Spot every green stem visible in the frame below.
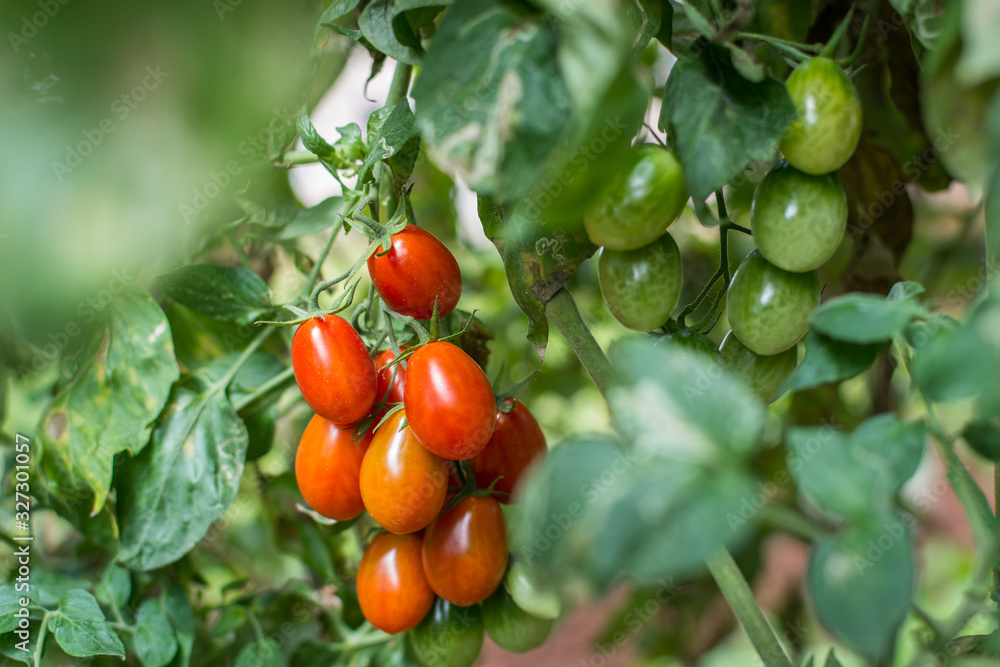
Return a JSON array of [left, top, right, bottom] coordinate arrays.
[[211, 328, 275, 395], [759, 503, 825, 542], [33, 612, 49, 667], [233, 366, 296, 411], [297, 218, 343, 302], [819, 5, 855, 59], [543, 288, 617, 399], [987, 174, 1000, 624], [331, 629, 391, 651], [705, 548, 791, 666], [228, 231, 255, 272], [380, 62, 413, 223]]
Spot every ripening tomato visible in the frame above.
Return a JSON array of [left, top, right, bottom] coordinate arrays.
[[751, 160, 847, 273], [584, 145, 688, 251], [482, 587, 554, 654], [655, 329, 724, 364], [407, 598, 484, 667], [726, 251, 819, 356], [360, 410, 448, 534], [720, 330, 797, 403], [357, 532, 435, 634], [422, 495, 509, 607], [291, 314, 377, 424], [598, 232, 683, 331], [295, 414, 372, 521], [780, 56, 862, 175], [367, 225, 462, 320], [374, 347, 408, 405], [471, 400, 546, 501], [404, 341, 497, 460]]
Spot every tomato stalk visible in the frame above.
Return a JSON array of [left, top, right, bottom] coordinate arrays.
[[705, 548, 791, 666], [543, 287, 617, 399], [379, 62, 413, 222], [987, 180, 1000, 620]]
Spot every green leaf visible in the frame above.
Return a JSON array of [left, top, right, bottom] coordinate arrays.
[[780, 331, 884, 395], [624, 0, 663, 57], [824, 650, 845, 667], [911, 296, 1000, 402], [655, 0, 673, 50], [0, 585, 31, 634], [117, 377, 249, 571], [888, 280, 925, 301], [964, 419, 1000, 460], [49, 590, 125, 658], [413, 0, 573, 201], [95, 565, 131, 612], [956, 0, 1000, 85], [680, 2, 715, 38], [319, 0, 361, 24], [227, 352, 285, 460], [163, 584, 195, 667], [788, 415, 925, 519], [0, 620, 39, 663], [358, 0, 450, 66], [207, 605, 247, 637], [157, 265, 272, 326], [359, 100, 420, 193], [609, 337, 765, 462], [807, 515, 914, 661], [659, 41, 795, 201], [133, 598, 178, 667], [38, 286, 178, 514], [810, 294, 924, 344], [236, 639, 284, 667]]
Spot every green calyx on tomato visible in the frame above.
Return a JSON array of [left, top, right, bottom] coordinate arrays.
[[751, 160, 847, 273], [584, 145, 688, 251], [780, 56, 862, 175], [598, 232, 683, 332], [407, 598, 484, 667], [720, 330, 797, 403], [482, 586, 555, 654], [726, 250, 819, 356]]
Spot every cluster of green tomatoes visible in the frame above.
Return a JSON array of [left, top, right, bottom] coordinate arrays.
[[587, 55, 862, 401]]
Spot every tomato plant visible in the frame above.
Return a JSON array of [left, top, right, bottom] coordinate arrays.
[[403, 341, 497, 460], [12, 1, 1000, 666], [295, 414, 372, 521], [357, 532, 435, 634], [598, 232, 683, 331], [359, 410, 448, 535], [422, 495, 509, 607]]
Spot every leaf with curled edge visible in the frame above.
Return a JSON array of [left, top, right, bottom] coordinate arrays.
[[38, 286, 178, 516]]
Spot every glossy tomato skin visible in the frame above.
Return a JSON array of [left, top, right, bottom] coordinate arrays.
[[291, 315, 377, 424], [407, 598, 484, 667], [295, 414, 372, 521], [373, 347, 408, 407], [751, 161, 847, 272], [780, 57, 862, 175], [720, 330, 797, 404], [471, 400, 546, 501], [404, 341, 497, 460], [482, 587, 554, 654], [367, 225, 462, 320], [360, 410, 448, 534], [598, 232, 683, 331], [357, 532, 435, 634], [584, 145, 688, 251], [422, 495, 509, 607], [726, 251, 819, 356], [655, 329, 724, 364]]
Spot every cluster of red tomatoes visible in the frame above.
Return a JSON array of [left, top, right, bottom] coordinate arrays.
[[588, 55, 861, 404], [290, 224, 552, 661]]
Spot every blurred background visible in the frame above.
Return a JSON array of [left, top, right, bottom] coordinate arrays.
[[0, 0, 992, 665]]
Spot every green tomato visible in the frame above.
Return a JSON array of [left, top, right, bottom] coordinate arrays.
[[720, 330, 797, 403], [726, 250, 819, 356], [505, 561, 561, 621], [482, 587, 554, 654], [751, 160, 847, 273], [780, 57, 862, 175], [598, 233, 683, 331], [655, 329, 724, 364], [584, 145, 688, 251], [407, 598, 484, 667]]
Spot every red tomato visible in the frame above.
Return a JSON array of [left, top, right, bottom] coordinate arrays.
[[404, 341, 497, 460], [360, 410, 448, 534], [374, 347, 408, 405], [367, 225, 462, 320], [357, 532, 435, 633], [294, 414, 372, 521], [471, 400, 546, 502], [291, 315, 376, 424], [422, 495, 509, 607]]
